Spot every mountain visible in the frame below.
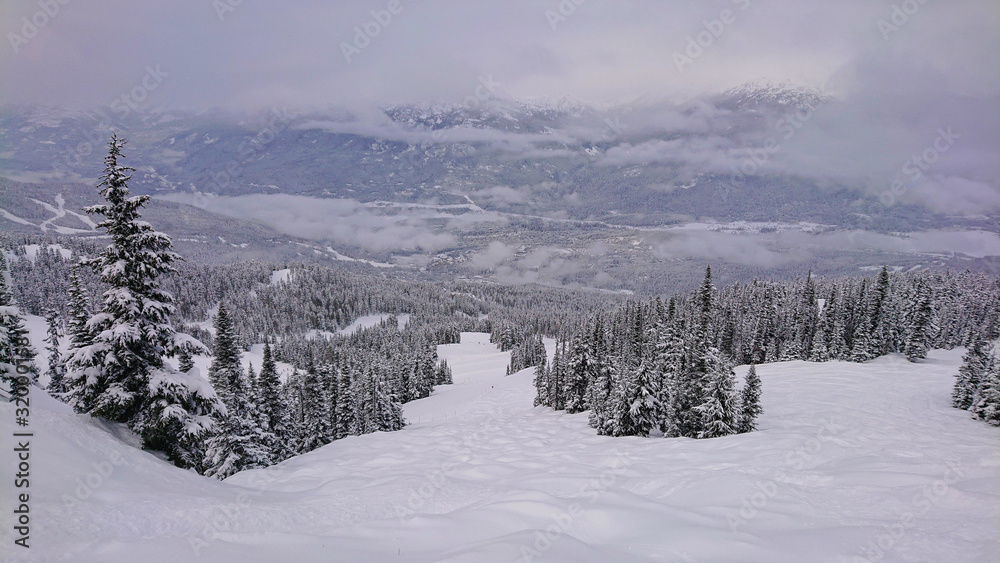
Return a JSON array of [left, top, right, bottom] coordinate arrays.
[[2, 84, 998, 293]]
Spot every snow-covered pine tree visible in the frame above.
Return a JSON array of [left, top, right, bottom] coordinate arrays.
[[620, 358, 660, 437], [352, 362, 404, 434], [904, 280, 935, 362], [868, 266, 892, 357], [63, 136, 222, 468], [971, 361, 1000, 425], [65, 266, 93, 352], [44, 309, 66, 393], [435, 359, 453, 385], [548, 342, 566, 410], [177, 347, 195, 373], [953, 338, 994, 410], [585, 313, 613, 430], [849, 314, 875, 363], [1, 250, 39, 394], [737, 364, 762, 433], [532, 356, 549, 407], [654, 311, 686, 436], [795, 272, 818, 360], [202, 365, 275, 479], [697, 266, 714, 342], [334, 367, 355, 439], [246, 361, 258, 405], [372, 371, 406, 432], [298, 361, 333, 452], [208, 303, 242, 403], [257, 343, 284, 431], [696, 348, 738, 439], [564, 335, 591, 413], [201, 296, 276, 476]]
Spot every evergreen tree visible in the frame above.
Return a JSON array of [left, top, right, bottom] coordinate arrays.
[[297, 362, 332, 452], [44, 309, 66, 393], [177, 347, 195, 373], [953, 338, 994, 410], [0, 251, 39, 393], [532, 356, 549, 407], [353, 363, 405, 434], [564, 335, 591, 413], [904, 280, 935, 362], [737, 364, 762, 433], [333, 368, 355, 439], [257, 343, 284, 432], [696, 349, 738, 439], [203, 366, 275, 479], [867, 266, 892, 357], [971, 362, 1000, 426], [434, 359, 453, 385], [208, 304, 242, 403], [64, 267, 93, 351], [616, 358, 660, 437], [654, 313, 685, 436], [63, 136, 221, 467]]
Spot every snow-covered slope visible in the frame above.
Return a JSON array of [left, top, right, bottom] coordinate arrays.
[[2, 334, 998, 562]]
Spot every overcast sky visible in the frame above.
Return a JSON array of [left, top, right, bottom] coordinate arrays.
[[1, 0, 997, 109]]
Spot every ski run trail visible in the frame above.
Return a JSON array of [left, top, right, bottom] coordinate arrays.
[[2, 333, 998, 562]]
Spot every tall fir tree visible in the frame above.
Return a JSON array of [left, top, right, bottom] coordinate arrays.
[[696, 349, 738, 439], [564, 335, 591, 413], [208, 304, 242, 403], [953, 338, 994, 410], [63, 136, 221, 467], [297, 362, 332, 452], [65, 266, 93, 351], [532, 356, 549, 407], [44, 309, 66, 393], [256, 343, 285, 433], [904, 280, 935, 362], [203, 365, 274, 478], [333, 368, 355, 439], [737, 364, 762, 434], [971, 362, 1000, 426], [0, 250, 39, 393]]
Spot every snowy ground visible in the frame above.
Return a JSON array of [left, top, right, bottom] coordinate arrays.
[[2, 333, 998, 562]]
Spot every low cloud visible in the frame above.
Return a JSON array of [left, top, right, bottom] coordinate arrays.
[[159, 193, 457, 254]]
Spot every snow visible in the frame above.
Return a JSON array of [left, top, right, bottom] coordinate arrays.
[[305, 314, 411, 340], [341, 313, 409, 336], [164, 341, 298, 386], [0, 194, 97, 235], [269, 268, 291, 285], [3, 333, 998, 562]]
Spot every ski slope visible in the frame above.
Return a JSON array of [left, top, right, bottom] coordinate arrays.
[[2, 333, 998, 562]]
